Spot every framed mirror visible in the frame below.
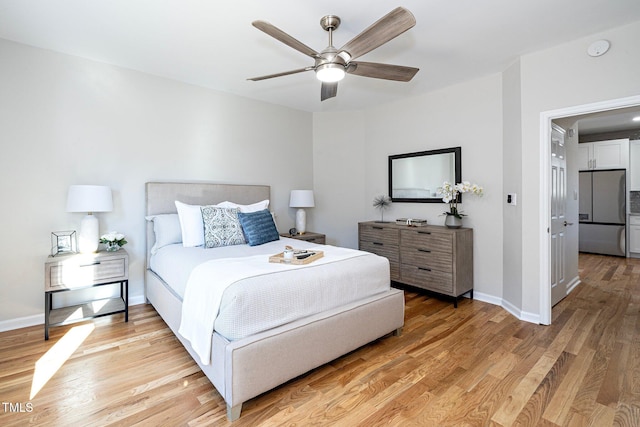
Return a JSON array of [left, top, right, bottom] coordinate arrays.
[[388, 147, 461, 203]]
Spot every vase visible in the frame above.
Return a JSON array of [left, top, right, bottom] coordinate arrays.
[[105, 242, 121, 252], [444, 215, 463, 229]]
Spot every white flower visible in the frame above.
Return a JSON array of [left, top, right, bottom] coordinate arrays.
[[99, 231, 127, 245], [437, 180, 484, 217]]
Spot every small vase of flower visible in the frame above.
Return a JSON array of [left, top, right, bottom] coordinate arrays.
[[437, 181, 483, 228], [100, 232, 128, 251]]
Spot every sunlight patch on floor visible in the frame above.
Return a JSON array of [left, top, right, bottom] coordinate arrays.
[[30, 323, 95, 399]]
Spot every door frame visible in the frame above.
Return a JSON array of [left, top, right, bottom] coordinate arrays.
[[539, 94, 640, 325]]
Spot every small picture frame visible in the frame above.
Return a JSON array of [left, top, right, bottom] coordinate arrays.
[[51, 230, 77, 256]]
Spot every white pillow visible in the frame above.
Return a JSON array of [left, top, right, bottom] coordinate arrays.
[[218, 199, 269, 213], [175, 201, 206, 247], [145, 214, 182, 254]]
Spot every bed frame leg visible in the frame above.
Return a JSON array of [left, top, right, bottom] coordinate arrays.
[[227, 403, 242, 422], [393, 327, 403, 337]]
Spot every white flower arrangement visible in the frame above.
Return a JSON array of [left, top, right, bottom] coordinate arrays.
[[99, 232, 127, 248], [437, 181, 483, 218]]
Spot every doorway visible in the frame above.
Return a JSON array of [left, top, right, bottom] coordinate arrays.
[[540, 95, 640, 325]]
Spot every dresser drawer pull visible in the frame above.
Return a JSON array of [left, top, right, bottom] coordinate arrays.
[[417, 248, 431, 253], [372, 226, 384, 230], [373, 242, 384, 246], [418, 231, 431, 235], [418, 267, 432, 272], [80, 261, 102, 267]]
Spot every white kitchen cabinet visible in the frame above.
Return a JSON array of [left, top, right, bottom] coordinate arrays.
[[630, 140, 640, 191], [630, 216, 640, 253], [578, 138, 629, 171]]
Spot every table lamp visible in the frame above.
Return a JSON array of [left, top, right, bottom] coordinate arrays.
[[289, 190, 315, 234], [66, 185, 113, 253]]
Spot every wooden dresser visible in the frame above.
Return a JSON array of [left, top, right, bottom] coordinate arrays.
[[359, 221, 473, 307]]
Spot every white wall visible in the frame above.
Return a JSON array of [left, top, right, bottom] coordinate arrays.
[[518, 20, 640, 316], [0, 39, 313, 324], [365, 75, 504, 299], [502, 60, 523, 308], [312, 111, 367, 248]]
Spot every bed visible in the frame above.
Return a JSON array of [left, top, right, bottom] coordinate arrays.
[[144, 182, 405, 421]]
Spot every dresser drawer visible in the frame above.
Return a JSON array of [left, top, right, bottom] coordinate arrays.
[[401, 229, 453, 253], [401, 264, 453, 294], [360, 240, 399, 262], [400, 246, 453, 273], [359, 241, 400, 280], [48, 258, 127, 289], [359, 223, 399, 245]]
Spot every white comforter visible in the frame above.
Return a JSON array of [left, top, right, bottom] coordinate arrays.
[[177, 243, 388, 365]]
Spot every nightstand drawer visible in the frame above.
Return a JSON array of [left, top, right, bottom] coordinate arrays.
[[48, 258, 127, 289]]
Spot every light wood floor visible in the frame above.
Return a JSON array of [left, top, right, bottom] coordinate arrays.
[[2, 254, 640, 426]]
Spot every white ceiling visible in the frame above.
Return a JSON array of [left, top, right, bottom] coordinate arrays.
[[1, 0, 640, 114]]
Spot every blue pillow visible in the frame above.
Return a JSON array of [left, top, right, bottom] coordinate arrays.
[[238, 209, 280, 246]]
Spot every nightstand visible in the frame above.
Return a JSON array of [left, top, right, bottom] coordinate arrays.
[[280, 231, 326, 244], [44, 249, 129, 340]]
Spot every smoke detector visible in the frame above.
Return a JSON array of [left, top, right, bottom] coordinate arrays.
[[587, 40, 610, 57]]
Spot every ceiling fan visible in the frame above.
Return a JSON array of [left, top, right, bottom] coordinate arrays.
[[248, 7, 419, 101]]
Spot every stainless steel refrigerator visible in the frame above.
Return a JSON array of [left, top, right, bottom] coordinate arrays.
[[579, 169, 626, 256]]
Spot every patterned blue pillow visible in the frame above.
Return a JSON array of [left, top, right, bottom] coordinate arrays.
[[238, 209, 280, 246], [201, 206, 246, 248]]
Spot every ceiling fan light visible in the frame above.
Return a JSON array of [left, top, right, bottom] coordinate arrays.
[[316, 63, 345, 83]]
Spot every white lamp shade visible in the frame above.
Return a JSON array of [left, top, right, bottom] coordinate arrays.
[[289, 190, 315, 208], [66, 185, 113, 213]]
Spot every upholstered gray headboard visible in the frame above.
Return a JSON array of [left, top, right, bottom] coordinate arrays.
[[145, 182, 271, 266]]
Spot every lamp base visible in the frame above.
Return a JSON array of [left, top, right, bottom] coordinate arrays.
[[295, 208, 307, 234], [78, 214, 99, 253]]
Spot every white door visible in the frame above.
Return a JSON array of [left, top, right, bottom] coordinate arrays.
[[550, 124, 569, 306]]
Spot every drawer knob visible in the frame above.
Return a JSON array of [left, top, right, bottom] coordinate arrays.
[[417, 248, 431, 253], [372, 226, 384, 230], [418, 231, 431, 235], [373, 242, 383, 246], [418, 267, 432, 272]]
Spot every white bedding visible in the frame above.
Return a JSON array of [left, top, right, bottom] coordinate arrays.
[[149, 237, 391, 364]]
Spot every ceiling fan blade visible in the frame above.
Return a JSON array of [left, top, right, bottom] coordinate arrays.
[[321, 82, 338, 101], [338, 7, 416, 61], [252, 20, 319, 58], [348, 61, 419, 82], [248, 67, 314, 81]]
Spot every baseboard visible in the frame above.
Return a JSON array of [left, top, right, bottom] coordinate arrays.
[[477, 292, 540, 325], [473, 291, 502, 306], [0, 314, 45, 333], [0, 295, 146, 332], [567, 276, 581, 294]]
